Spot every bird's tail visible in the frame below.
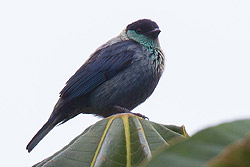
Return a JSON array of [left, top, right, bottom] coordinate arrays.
[[26, 116, 60, 153]]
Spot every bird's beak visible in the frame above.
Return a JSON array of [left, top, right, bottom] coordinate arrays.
[[145, 28, 161, 39]]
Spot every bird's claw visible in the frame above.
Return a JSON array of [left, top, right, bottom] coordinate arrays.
[[131, 112, 149, 120], [113, 106, 149, 120]]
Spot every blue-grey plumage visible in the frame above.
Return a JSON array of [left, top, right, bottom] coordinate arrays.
[[26, 19, 165, 152]]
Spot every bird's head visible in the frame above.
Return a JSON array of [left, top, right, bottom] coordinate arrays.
[[125, 19, 161, 47]]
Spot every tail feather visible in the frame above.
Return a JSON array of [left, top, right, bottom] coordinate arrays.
[[26, 116, 59, 153]]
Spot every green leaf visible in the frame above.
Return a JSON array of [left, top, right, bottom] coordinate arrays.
[[206, 133, 250, 167], [143, 119, 250, 167], [34, 114, 187, 167]]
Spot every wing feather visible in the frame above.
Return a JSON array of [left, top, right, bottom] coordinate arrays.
[[59, 40, 139, 101]]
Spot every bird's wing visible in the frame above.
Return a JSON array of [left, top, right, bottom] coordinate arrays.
[[59, 40, 139, 101]]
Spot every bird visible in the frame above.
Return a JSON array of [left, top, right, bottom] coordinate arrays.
[[26, 19, 165, 152]]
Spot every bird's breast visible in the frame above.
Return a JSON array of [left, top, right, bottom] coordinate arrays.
[[88, 48, 164, 111], [147, 47, 165, 75]]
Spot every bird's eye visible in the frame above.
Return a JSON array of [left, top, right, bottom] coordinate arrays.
[[136, 28, 142, 34]]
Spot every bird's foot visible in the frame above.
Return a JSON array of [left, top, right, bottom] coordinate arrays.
[[131, 112, 149, 120], [113, 106, 149, 120]]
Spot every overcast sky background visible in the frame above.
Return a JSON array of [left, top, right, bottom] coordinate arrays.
[[1, 0, 250, 166]]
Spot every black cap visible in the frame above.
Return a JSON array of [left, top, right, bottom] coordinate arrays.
[[126, 19, 160, 39]]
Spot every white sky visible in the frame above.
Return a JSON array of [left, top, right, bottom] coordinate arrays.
[[1, 0, 250, 166]]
